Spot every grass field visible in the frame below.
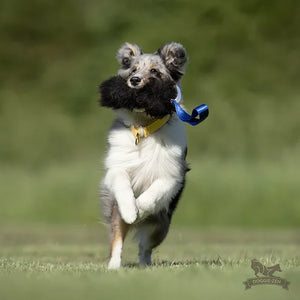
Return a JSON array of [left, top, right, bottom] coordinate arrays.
[[0, 226, 299, 300]]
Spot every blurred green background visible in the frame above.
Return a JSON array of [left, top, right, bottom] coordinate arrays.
[[0, 0, 299, 227]]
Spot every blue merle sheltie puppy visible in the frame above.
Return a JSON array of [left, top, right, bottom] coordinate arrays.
[[99, 42, 189, 269]]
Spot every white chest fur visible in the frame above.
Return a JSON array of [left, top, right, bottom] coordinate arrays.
[[104, 115, 187, 197]]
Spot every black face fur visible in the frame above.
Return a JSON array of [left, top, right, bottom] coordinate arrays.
[[99, 76, 177, 118]]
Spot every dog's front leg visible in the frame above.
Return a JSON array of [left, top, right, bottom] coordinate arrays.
[[104, 169, 138, 224], [136, 178, 181, 218]]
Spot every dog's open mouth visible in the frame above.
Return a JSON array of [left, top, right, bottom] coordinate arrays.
[[99, 76, 177, 118]]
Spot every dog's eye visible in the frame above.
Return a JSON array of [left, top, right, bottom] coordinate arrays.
[[122, 57, 130, 66], [150, 68, 158, 74], [131, 68, 137, 73]]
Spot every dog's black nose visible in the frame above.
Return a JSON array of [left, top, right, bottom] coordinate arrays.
[[130, 76, 141, 86]]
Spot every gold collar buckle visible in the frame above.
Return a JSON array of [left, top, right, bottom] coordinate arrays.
[[130, 115, 170, 146], [135, 132, 140, 145]]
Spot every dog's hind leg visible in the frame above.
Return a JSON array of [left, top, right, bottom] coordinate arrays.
[[136, 213, 170, 266], [108, 204, 129, 269]]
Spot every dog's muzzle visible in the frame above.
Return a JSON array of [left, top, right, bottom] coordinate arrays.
[[130, 76, 141, 86]]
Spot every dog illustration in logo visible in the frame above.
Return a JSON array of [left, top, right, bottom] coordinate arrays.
[[251, 259, 282, 277]]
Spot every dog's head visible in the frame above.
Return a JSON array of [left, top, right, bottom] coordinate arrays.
[[117, 42, 188, 89], [100, 42, 188, 118]]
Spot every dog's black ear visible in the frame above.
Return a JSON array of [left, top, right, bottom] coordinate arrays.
[[157, 42, 188, 82], [117, 43, 143, 69]]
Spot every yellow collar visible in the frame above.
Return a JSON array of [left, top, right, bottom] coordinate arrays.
[[130, 115, 170, 145]]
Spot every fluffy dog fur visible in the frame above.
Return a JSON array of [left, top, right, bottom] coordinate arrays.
[[99, 42, 189, 269]]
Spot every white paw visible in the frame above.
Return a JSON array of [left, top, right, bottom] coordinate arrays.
[[136, 194, 153, 219], [108, 257, 121, 270], [118, 203, 138, 224]]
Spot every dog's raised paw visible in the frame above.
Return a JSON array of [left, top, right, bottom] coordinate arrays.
[[119, 204, 138, 224], [136, 195, 153, 219]]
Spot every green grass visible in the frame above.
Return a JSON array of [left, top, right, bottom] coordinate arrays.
[[0, 226, 299, 300]]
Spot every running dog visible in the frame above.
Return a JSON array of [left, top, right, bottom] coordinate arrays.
[[99, 42, 188, 269]]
